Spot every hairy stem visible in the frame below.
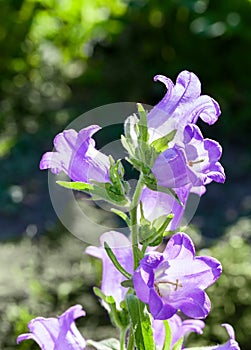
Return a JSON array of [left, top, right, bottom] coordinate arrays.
[[130, 174, 145, 270]]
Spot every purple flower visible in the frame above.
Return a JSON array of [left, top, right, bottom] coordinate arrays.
[[152, 124, 225, 195], [17, 304, 86, 350], [85, 231, 133, 310], [184, 324, 240, 350], [152, 314, 205, 349], [205, 324, 240, 350], [147, 71, 220, 141], [133, 232, 222, 320], [40, 125, 110, 183], [139, 186, 190, 231]]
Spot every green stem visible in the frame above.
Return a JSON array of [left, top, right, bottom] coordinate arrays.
[[130, 174, 145, 270], [120, 327, 126, 350], [127, 327, 135, 350]]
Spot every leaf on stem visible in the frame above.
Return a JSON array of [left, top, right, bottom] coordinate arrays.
[[104, 242, 132, 280], [121, 279, 133, 288], [126, 294, 155, 350], [93, 287, 116, 305], [137, 103, 149, 144], [110, 208, 130, 226], [150, 130, 177, 153], [172, 337, 184, 350], [162, 320, 172, 350], [56, 180, 130, 207]]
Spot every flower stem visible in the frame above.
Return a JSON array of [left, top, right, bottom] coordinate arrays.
[[127, 326, 135, 350], [130, 174, 145, 270], [120, 327, 126, 350]]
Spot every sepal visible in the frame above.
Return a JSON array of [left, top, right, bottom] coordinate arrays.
[[151, 129, 177, 153], [142, 173, 183, 206], [122, 105, 177, 179], [108, 156, 130, 197], [122, 105, 157, 172], [138, 201, 174, 246]]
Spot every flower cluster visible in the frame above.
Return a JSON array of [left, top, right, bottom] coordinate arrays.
[[18, 71, 240, 350]]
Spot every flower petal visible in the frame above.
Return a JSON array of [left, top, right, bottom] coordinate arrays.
[[148, 71, 220, 133], [17, 305, 86, 350], [85, 231, 133, 310], [163, 232, 195, 261], [179, 288, 211, 319], [40, 125, 110, 184]]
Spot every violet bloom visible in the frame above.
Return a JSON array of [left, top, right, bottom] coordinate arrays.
[[152, 124, 225, 195], [40, 125, 110, 183], [216, 324, 240, 350], [152, 314, 205, 349], [184, 324, 240, 350], [139, 186, 190, 231], [17, 305, 86, 350], [133, 232, 222, 320], [147, 70, 220, 142], [85, 231, 133, 310]]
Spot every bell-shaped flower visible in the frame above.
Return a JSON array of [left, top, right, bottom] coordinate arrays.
[[184, 324, 240, 350], [139, 186, 190, 231], [133, 232, 222, 320], [204, 324, 240, 350], [85, 231, 133, 310], [40, 125, 110, 183], [17, 304, 86, 350], [152, 124, 225, 195], [152, 314, 205, 349], [147, 70, 220, 142]]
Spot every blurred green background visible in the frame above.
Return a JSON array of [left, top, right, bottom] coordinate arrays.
[[0, 0, 251, 348]]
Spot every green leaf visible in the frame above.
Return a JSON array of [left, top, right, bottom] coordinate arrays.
[[108, 157, 126, 195], [162, 320, 172, 350], [139, 224, 155, 243], [153, 214, 174, 233], [148, 234, 163, 247], [104, 242, 132, 279], [121, 134, 134, 156], [134, 246, 145, 261], [172, 337, 184, 350], [138, 204, 174, 246], [126, 294, 155, 350], [125, 156, 143, 172], [87, 338, 120, 350], [150, 129, 177, 153], [121, 279, 133, 288], [93, 287, 116, 305], [158, 186, 183, 206], [137, 103, 149, 143], [57, 180, 94, 191], [57, 180, 130, 207], [110, 208, 130, 226]]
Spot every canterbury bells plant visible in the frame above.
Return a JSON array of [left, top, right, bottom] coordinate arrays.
[[18, 71, 240, 349]]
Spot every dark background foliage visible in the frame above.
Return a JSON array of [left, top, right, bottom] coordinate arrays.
[[0, 0, 251, 348]]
